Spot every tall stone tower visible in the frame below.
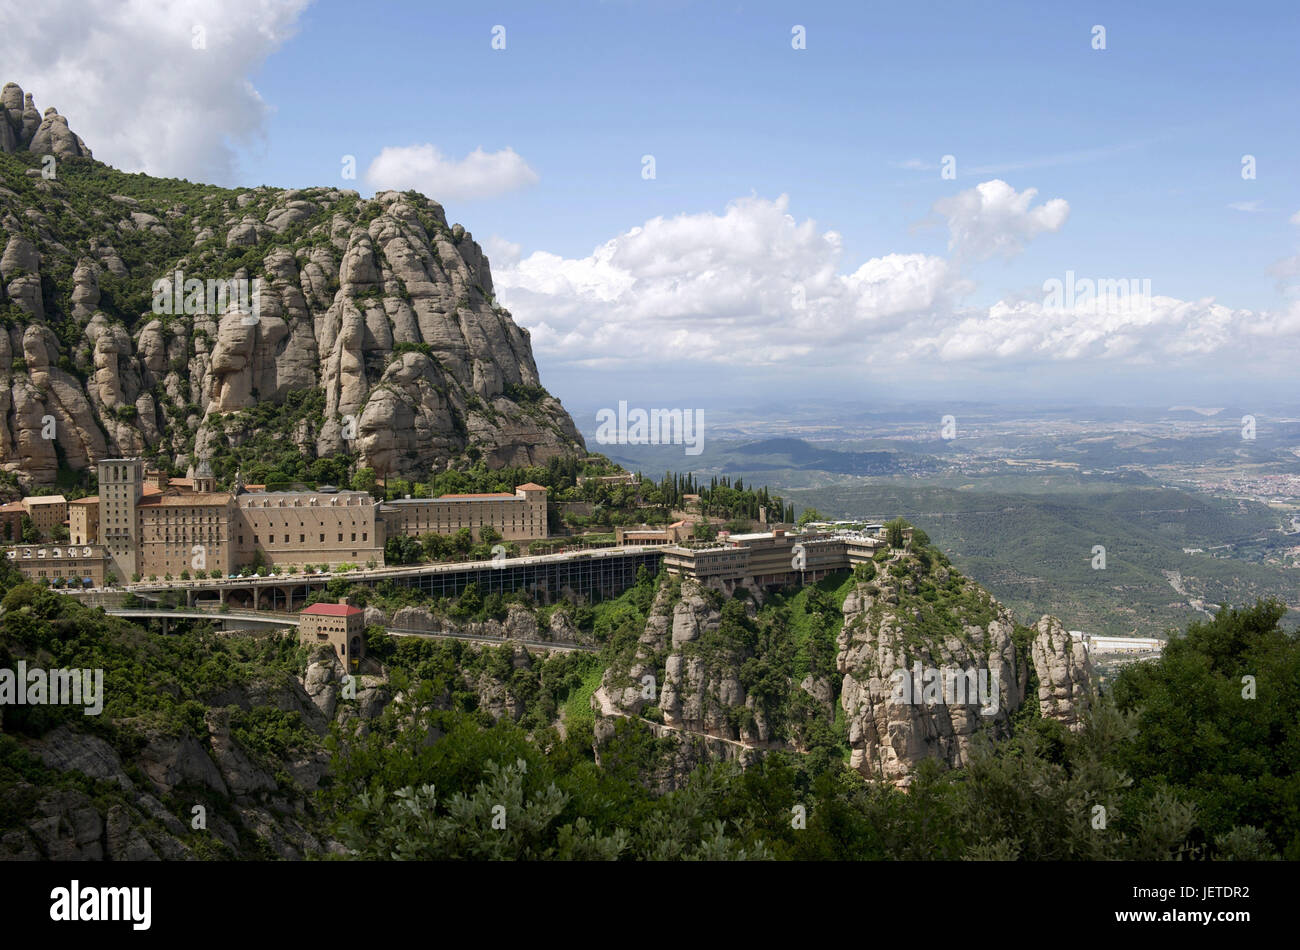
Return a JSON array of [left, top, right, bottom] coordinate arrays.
[[98, 458, 144, 582]]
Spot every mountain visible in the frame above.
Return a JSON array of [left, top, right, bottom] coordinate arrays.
[[591, 543, 1093, 789], [0, 82, 583, 487]]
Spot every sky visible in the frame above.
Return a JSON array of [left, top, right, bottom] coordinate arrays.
[[3, 0, 1299, 412]]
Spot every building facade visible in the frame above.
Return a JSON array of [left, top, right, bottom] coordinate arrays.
[[237, 490, 384, 569], [98, 458, 145, 582], [380, 483, 548, 542], [299, 599, 365, 671], [68, 497, 99, 546], [5, 543, 107, 587], [0, 501, 25, 542], [22, 495, 68, 539]]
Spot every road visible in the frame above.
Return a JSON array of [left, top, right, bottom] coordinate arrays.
[[104, 607, 597, 653]]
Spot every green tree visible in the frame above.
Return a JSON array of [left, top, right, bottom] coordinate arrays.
[[352, 467, 378, 497], [884, 518, 910, 549], [797, 507, 825, 527]]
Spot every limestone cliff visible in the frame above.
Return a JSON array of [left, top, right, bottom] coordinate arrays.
[[0, 82, 583, 485], [592, 547, 1096, 790]]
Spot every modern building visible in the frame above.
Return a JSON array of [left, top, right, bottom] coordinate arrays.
[[615, 521, 693, 546], [663, 528, 886, 589], [299, 599, 365, 671], [380, 483, 548, 542]]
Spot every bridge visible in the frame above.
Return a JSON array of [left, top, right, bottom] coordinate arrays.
[[104, 606, 597, 653], [105, 545, 668, 612]]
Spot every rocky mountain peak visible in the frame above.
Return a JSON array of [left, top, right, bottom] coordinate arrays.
[[0, 83, 583, 486], [1, 82, 92, 160]]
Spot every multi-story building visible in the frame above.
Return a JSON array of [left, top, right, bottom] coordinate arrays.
[[6, 461, 564, 586], [138, 490, 235, 578], [5, 543, 107, 587], [0, 501, 26, 542], [236, 489, 384, 569], [663, 528, 886, 589], [380, 483, 548, 542], [68, 497, 99, 546], [22, 495, 68, 539], [298, 599, 365, 671], [615, 521, 693, 546], [98, 458, 145, 582]]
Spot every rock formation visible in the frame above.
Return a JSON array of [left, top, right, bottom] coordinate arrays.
[[0, 83, 583, 486], [592, 548, 1096, 790]]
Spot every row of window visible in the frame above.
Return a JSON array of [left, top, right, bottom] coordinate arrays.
[[239, 532, 368, 545]]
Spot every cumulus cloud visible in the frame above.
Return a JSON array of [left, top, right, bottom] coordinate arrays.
[[933, 179, 1069, 262], [0, 0, 310, 184], [493, 184, 1296, 378], [365, 144, 538, 201], [483, 235, 522, 268], [495, 194, 957, 367]]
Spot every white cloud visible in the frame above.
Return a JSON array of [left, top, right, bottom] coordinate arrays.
[[493, 184, 1298, 379], [1228, 200, 1265, 212], [494, 194, 957, 367], [933, 179, 1069, 262], [483, 235, 522, 268], [1, 0, 311, 184], [364, 144, 538, 201]]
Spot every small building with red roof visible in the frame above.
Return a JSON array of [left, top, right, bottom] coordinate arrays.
[[299, 598, 366, 670]]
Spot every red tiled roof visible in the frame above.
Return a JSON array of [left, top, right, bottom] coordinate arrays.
[[301, 603, 362, 617], [439, 492, 516, 499], [138, 492, 232, 506], [515, 483, 547, 491]]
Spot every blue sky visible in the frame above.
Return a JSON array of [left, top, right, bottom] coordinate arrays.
[[7, 0, 1299, 409], [249, 0, 1298, 306]]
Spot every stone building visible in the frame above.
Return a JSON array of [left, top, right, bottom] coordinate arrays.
[[98, 458, 145, 582], [299, 599, 365, 671], [0, 501, 26, 542], [22, 495, 67, 539], [381, 483, 547, 542], [137, 491, 235, 578], [237, 490, 384, 569], [68, 496, 99, 545], [5, 543, 106, 587]]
